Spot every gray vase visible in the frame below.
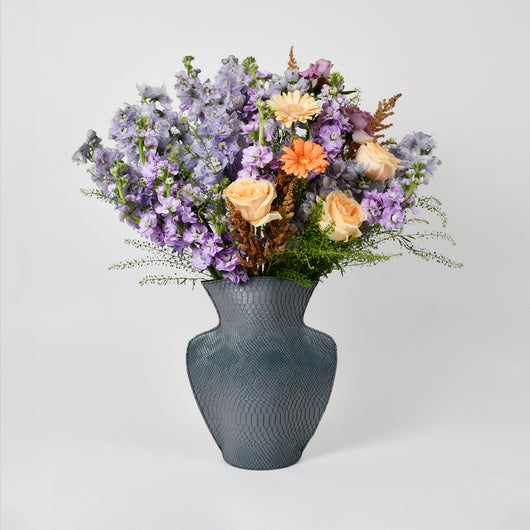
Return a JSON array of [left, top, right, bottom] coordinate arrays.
[[186, 277, 337, 470]]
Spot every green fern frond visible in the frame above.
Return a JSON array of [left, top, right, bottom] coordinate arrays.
[[275, 269, 313, 288]]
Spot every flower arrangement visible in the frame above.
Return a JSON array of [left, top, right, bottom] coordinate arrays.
[[73, 49, 461, 286]]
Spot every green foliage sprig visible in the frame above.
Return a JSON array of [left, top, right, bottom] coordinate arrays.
[[268, 195, 461, 286], [109, 239, 209, 286]]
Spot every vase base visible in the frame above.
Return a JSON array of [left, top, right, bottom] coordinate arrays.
[[222, 451, 303, 471]]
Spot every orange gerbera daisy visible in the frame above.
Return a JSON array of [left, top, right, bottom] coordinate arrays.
[[281, 138, 329, 178], [267, 90, 321, 128]]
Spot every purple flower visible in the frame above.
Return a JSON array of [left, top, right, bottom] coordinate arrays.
[[241, 145, 274, 169], [381, 205, 406, 230], [191, 247, 213, 270], [138, 212, 158, 237], [223, 267, 248, 283], [237, 166, 260, 179], [202, 233, 224, 257], [142, 153, 158, 187], [390, 132, 441, 184], [136, 83, 172, 110], [345, 106, 373, 131], [361, 184, 409, 228], [318, 124, 344, 155], [385, 185, 405, 205], [182, 224, 208, 244], [155, 196, 179, 215], [299, 59, 333, 81], [178, 204, 198, 224], [72, 129, 101, 164], [361, 191, 385, 225], [162, 216, 181, 247], [214, 249, 238, 272]]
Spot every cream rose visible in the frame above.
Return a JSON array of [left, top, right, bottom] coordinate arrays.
[[355, 141, 401, 182], [318, 190, 366, 242], [224, 177, 282, 227]]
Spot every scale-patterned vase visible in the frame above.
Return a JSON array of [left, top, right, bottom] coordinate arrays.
[[186, 277, 337, 470]]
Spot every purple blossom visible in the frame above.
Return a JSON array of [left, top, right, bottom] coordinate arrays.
[[361, 184, 408, 228], [237, 166, 260, 179], [162, 216, 181, 247], [142, 152, 159, 187], [241, 145, 274, 169], [182, 224, 208, 245], [318, 124, 345, 155], [72, 129, 101, 164], [390, 132, 441, 181], [385, 186, 405, 205], [299, 59, 333, 81], [138, 212, 158, 237], [381, 206, 406, 230], [361, 191, 385, 225], [223, 267, 248, 283], [178, 205, 198, 224], [155, 195, 179, 215], [214, 249, 239, 272], [345, 106, 373, 132], [136, 83, 172, 110], [191, 247, 213, 270], [174, 71, 201, 111], [201, 233, 224, 257], [276, 69, 311, 93]]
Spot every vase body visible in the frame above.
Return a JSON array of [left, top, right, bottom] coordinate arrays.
[[186, 277, 337, 470]]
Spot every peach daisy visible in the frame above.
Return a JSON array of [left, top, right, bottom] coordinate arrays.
[[280, 138, 329, 178], [267, 90, 321, 128]]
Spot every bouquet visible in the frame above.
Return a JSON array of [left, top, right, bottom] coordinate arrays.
[[73, 49, 460, 286]]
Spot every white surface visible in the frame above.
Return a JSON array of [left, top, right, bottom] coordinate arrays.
[[2, 0, 530, 529]]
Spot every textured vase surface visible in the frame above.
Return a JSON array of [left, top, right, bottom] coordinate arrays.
[[186, 277, 337, 470]]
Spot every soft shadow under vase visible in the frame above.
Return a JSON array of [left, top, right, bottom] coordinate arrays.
[[186, 277, 337, 470]]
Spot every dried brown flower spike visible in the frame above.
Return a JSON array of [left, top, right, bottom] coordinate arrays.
[[287, 46, 298, 71], [225, 197, 266, 276], [263, 170, 299, 261], [369, 93, 402, 144]]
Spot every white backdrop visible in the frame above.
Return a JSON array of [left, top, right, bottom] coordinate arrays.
[[2, 0, 529, 529]]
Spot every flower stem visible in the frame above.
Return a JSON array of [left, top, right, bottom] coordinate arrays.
[[207, 265, 222, 280], [138, 138, 146, 164], [115, 174, 126, 203], [403, 181, 419, 204], [258, 106, 265, 146]]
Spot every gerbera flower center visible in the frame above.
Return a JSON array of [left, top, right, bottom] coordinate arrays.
[[287, 104, 303, 113], [299, 157, 309, 164]]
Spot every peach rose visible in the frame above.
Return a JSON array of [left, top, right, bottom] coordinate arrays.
[[355, 141, 401, 182], [318, 190, 366, 242], [224, 177, 282, 227]]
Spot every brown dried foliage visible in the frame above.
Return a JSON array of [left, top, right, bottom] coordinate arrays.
[[287, 46, 298, 71], [263, 170, 299, 261], [369, 93, 402, 142], [225, 197, 266, 276]]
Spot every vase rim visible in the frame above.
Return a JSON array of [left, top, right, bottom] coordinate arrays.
[[201, 276, 320, 288]]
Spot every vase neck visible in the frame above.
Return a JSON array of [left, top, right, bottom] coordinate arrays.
[[202, 278, 317, 329]]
